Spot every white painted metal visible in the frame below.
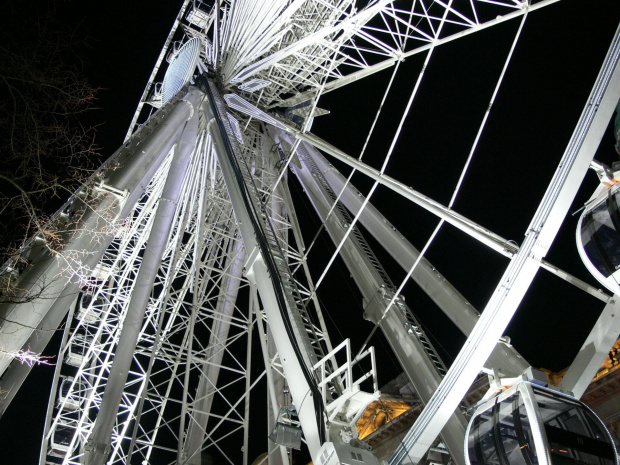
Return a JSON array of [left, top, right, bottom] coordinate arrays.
[[252, 288, 290, 465], [0, 85, 204, 407], [280, 128, 613, 304], [292, 139, 481, 335], [123, 0, 194, 140], [1, 2, 616, 465], [576, 179, 620, 295], [285, 137, 604, 382], [214, 130, 330, 455], [124, 0, 550, 136], [85, 91, 201, 465], [205, 79, 377, 462], [282, 126, 522, 257], [559, 296, 620, 398], [390, 22, 620, 465], [181, 238, 246, 464], [464, 383, 552, 465], [287, 135, 469, 464], [162, 38, 202, 104], [37, 98, 260, 464]]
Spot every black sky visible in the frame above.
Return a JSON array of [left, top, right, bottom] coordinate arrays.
[[1, 0, 620, 463]]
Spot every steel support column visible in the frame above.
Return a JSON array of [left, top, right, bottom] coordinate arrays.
[[290, 142, 468, 465], [84, 88, 202, 465], [183, 237, 246, 464], [204, 84, 326, 458], [559, 296, 620, 398], [0, 85, 205, 416]]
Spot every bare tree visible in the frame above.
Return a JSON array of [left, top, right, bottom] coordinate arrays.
[[0, 2, 101, 302]]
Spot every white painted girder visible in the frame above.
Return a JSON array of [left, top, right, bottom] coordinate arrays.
[[10, 1, 609, 464], [390, 22, 620, 465]]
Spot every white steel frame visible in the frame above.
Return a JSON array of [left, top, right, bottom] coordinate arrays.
[[0, 1, 617, 465]]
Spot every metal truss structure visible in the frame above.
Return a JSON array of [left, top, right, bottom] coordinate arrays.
[[0, 1, 619, 465]]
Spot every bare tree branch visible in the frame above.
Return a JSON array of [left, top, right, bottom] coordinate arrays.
[[0, 2, 102, 304]]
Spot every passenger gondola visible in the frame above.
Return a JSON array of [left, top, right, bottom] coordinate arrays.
[[76, 292, 105, 323], [49, 421, 77, 458], [466, 381, 618, 465], [577, 164, 620, 294], [58, 377, 86, 411]]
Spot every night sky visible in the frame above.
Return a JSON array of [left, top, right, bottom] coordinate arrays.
[[1, 1, 620, 463]]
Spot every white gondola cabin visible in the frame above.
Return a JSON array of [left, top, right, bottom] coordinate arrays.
[[577, 168, 620, 294], [48, 421, 77, 458], [76, 292, 105, 323], [64, 326, 98, 367], [58, 376, 86, 411], [466, 382, 617, 465]]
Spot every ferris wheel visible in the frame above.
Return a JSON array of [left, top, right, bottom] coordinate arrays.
[[0, 1, 619, 465]]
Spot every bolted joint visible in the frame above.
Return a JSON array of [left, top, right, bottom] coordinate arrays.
[[85, 439, 111, 459]]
